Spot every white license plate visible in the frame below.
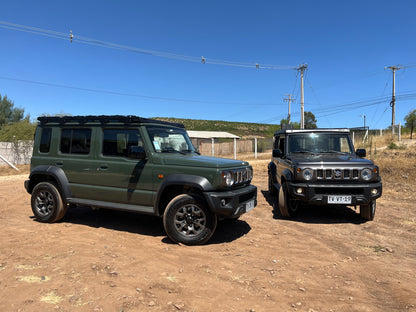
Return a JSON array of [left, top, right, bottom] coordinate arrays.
[[328, 195, 352, 204], [246, 200, 255, 212]]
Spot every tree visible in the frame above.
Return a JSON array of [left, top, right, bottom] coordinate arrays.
[[304, 111, 317, 129], [0, 94, 26, 127], [280, 118, 300, 130], [404, 109, 416, 139], [0, 119, 36, 142], [279, 111, 317, 130]]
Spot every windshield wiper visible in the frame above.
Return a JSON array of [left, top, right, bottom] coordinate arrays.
[[320, 150, 348, 154], [291, 150, 314, 154], [181, 149, 199, 154], [161, 148, 186, 155]]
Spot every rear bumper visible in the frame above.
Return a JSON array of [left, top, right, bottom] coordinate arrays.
[[286, 181, 382, 205], [24, 180, 30, 193], [204, 184, 257, 218]]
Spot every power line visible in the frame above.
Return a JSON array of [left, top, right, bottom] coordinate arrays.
[[258, 92, 416, 124], [0, 74, 286, 106], [0, 21, 296, 70]]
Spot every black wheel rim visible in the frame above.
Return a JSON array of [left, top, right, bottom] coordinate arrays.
[[35, 190, 55, 217], [174, 204, 206, 237]]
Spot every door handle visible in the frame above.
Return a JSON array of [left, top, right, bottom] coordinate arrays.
[[98, 165, 108, 171], [56, 161, 63, 167]]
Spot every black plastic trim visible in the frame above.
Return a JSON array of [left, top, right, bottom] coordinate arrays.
[[27, 165, 72, 200]]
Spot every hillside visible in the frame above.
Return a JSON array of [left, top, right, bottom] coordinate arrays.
[[154, 117, 279, 138]]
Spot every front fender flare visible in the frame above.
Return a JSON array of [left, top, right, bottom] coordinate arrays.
[[155, 174, 214, 214]]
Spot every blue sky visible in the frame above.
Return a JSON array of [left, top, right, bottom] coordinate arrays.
[[0, 0, 415, 129]]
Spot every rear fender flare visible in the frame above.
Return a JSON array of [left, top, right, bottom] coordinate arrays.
[[28, 165, 72, 201]]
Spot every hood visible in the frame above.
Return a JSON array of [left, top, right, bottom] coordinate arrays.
[[287, 153, 374, 166], [159, 153, 250, 169]]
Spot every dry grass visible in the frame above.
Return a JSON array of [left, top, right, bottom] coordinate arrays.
[[0, 164, 29, 176], [372, 142, 416, 196]]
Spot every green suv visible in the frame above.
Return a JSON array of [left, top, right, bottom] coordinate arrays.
[[24, 115, 257, 245]]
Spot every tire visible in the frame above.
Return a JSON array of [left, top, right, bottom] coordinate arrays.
[[268, 173, 276, 197], [163, 194, 217, 245], [360, 200, 376, 221], [278, 182, 300, 218], [31, 182, 66, 223]]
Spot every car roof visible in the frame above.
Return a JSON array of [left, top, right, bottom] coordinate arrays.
[[37, 115, 185, 128], [274, 128, 350, 135]]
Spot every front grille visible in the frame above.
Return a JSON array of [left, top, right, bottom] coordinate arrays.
[[230, 167, 252, 185], [317, 169, 359, 181]]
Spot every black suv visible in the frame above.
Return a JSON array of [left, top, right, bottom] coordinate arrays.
[[24, 115, 257, 245], [268, 129, 382, 220]]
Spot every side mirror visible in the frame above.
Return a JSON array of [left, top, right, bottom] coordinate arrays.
[[356, 148, 366, 158], [128, 146, 146, 160], [272, 149, 283, 158]]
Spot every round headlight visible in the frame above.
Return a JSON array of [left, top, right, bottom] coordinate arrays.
[[361, 168, 372, 180], [222, 171, 234, 187], [302, 168, 313, 181]]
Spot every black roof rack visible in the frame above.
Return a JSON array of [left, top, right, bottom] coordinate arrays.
[[37, 115, 185, 128]]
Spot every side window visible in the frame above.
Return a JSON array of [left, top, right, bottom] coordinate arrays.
[[278, 137, 285, 154], [273, 136, 279, 149], [60, 128, 91, 154], [103, 129, 142, 157], [39, 127, 52, 153]]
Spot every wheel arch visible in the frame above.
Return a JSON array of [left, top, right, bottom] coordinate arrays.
[[280, 168, 293, 185], [268, 161, 277, 181], [27, 166, 72, 202], [155, 174, 213, 216]]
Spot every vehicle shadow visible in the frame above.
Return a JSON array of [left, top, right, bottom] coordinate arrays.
[[46, 205, 251, 245], [209, 219, 251, 244], [261, 190, 366, 225], [59, 205, 166, 237]]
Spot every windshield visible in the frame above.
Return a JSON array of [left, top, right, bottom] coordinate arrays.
[[146, 126, 196, 153], [288, 133, 353, 154]]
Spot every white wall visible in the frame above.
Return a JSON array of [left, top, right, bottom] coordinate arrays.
[[0, 141, 33, 166]]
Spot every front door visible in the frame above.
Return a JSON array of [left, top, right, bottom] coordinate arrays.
[[87, 127, 153, 207]]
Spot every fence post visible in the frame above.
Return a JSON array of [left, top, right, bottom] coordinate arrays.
[[211, 138, 215, 157], [233, 138, 237, 160], [254, 137, 257, 159], [399, 122, 401, 142]]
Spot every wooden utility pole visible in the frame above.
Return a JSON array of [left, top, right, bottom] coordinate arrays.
[[296, 64, 307, 129], [387, 66, 400, 135]]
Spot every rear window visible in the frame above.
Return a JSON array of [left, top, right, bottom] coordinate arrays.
[[39, 127, 52, 153], [60, 128, 91, 154]]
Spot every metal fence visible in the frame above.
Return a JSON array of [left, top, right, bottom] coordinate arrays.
[[198, 138, 273, 158]]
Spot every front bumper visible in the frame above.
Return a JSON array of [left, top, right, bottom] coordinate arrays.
[[204, 184, 257, 218], [286, 181, 382, 206]]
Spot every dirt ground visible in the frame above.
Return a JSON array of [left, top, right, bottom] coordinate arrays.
[[1, 150, 415, 311]]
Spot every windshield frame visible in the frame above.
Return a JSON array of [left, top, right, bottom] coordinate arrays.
[[145, 125, 197, 154]]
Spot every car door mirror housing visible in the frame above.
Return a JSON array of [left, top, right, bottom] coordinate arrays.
[[356, 149, 366, 158], [273, 149, 283, 158]]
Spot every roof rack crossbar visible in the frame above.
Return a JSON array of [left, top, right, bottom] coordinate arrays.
[[37, 115, 185, 128]]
